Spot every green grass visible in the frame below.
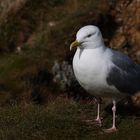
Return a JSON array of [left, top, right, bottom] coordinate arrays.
[[0, 43, 54, 104], [0, 97, 139, 140]]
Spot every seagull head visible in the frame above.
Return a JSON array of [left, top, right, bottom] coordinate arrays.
[[70, 25, 104, 50]]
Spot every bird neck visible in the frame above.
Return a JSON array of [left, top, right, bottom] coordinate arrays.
[[85, 40, 105, 50], [77, 43, 107, 59]]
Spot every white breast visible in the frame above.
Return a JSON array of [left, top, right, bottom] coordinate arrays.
[[73, 47, 122, 98]]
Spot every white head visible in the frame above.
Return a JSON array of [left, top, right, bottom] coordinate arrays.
[[70, 25, 104, 50]]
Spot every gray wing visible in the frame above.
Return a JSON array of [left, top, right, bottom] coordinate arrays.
[[106, 49, 140, 95]]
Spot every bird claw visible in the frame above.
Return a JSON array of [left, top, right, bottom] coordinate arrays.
[[94, 118, 102, 127], [102, 127, 118, 133], [82, 119, 102, 127]]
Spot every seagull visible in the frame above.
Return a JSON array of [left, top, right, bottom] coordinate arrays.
[[70, 25, 140, 133]]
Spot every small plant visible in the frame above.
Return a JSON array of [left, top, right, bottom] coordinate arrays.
[[52, 60, 75, 91]]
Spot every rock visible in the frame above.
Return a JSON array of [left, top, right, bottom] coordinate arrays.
[[136, 50, 140, 63], [48, 21, 56, 27], [102, 0, 140, 63], [110, 33, 126, 49], [131, 92, 140, 107]]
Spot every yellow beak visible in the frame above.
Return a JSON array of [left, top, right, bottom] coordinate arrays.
[[70, 40, 80, 51]]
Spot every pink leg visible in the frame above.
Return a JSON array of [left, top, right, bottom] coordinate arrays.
[[95, 103, 102, 126], [103, 100, 117, 133], [84, 99, 102, 126]]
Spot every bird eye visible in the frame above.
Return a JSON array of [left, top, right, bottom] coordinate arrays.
[[87, 34, 92, 38], [87, 32, 95, 38]]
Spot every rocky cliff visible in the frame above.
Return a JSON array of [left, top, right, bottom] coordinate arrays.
[[104, 0, 140, 63]]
